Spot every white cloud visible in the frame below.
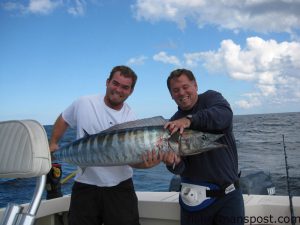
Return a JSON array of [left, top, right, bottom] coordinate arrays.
[[67, 0, 86, 16], [201, 37, 300, 108], [127, 56, 148, 65], [1, 0, 89, 15], [235, 93, 262, 109], [28, 0, 61, 14], [1, 0, 61, 14], [132, 0, 300, 34], [154, 37, 300, 110], [2, 2, 26, 12], [153, 51, 181, 66], [132, 0, 206, 30], [235, 98, 261, 109]]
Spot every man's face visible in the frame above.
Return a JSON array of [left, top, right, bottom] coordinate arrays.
[[169, 74, 198, 111], [105, 71, 134, 109]]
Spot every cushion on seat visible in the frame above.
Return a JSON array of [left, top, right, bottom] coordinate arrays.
[[0, 120, 51, 178]]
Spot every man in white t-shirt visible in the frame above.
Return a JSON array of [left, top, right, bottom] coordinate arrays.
[[49, 65, 160, 225]]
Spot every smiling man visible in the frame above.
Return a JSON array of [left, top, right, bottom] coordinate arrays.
[[49, 65, 160, 225], [163, 69, 244, 225]]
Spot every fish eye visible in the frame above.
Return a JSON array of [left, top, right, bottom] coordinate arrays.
[[201, 135, 207, 140]]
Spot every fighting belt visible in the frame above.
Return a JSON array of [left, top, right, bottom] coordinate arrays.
[[179, 179, 238, 212]]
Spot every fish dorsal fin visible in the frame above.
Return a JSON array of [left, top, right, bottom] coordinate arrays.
[[103, 116, 167, 133], [83, 129, 91, 137]]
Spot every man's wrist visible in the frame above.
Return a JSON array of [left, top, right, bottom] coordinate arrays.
[[186, 114, 193, 127]]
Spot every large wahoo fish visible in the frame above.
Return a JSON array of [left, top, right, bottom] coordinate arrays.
[[53, 116, 224, 167]]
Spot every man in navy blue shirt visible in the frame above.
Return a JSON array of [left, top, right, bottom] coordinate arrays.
[[163, 69, 244, 225]]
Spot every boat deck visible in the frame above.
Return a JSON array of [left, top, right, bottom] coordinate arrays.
[[1, 192, 299, 225]]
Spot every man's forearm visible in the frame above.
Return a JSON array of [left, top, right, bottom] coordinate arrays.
[[49, 114, 69, 152]]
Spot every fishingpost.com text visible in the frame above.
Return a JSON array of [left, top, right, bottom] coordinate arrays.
[[232, 215, 300, 224], [244, 215, 300, 224], [183, 214, 300, 224]]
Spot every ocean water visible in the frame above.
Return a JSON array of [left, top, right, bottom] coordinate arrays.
[[0, 112, 299, 208]]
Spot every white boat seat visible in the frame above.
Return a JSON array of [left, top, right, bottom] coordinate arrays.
[[0, 120, 52, 225], [0, 120, 51, 178]]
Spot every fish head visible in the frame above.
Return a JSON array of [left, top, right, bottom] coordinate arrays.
[[178, 130, 224, 155]]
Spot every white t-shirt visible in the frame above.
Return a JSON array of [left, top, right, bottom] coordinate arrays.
[[62, 94, 137, 187]]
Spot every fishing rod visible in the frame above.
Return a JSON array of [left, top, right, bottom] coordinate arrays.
[[282, 134, 295, 225], [60, 171, 77, 184]]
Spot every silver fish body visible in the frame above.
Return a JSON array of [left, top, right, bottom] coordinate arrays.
[[53, 117, 224, 167]]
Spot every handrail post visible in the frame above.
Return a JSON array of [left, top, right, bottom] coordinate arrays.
[[0, 203, 23, 225], [14, 175, 47, 225]]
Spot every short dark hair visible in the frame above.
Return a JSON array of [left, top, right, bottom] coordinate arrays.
[[108, 65, 138, 89], [167, 68, 196, 92]]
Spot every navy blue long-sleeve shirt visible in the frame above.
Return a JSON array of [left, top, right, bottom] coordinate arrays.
[[167, 90, 239, 187]]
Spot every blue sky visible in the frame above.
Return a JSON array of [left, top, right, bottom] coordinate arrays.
[[1, 0, 300, 125]]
